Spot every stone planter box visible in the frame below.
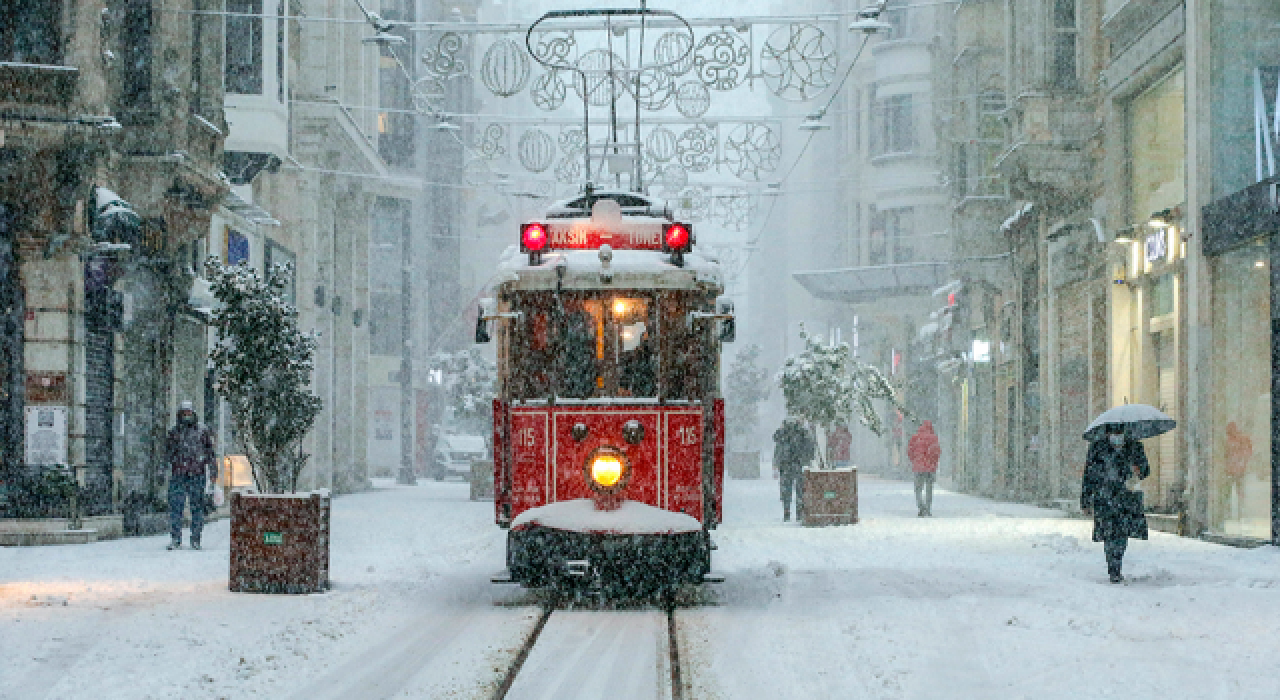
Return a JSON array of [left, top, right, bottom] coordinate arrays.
[[727, 451, 761, 479], [470, 459, 494, 501], [801, 467, 858, 527], [230, 491, 330, 594], [0, 515, 122, 545]]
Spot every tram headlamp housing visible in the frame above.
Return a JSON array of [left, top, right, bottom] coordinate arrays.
[[585, 447, 630, 494]]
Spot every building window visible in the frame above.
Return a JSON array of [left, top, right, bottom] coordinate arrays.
[[1050, 0, 1078, 90], [873, 94, 915, 156], [869, 207, 914, 265], [226, 0, 263, 95], [0, 1, 62, 65], [227, 228, 250, 265], [370, 198, 410, 357], [276, 1, 285, 103], [119, 0, 151, 108]]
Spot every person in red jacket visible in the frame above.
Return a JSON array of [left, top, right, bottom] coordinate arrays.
[[907, 421, 940, 516]]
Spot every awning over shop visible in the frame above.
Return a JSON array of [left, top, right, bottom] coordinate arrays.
[[221, 190, 280, 227], [793, 262, 950, 304]]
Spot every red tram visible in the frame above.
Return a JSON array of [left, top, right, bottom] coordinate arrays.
[[477, 190, 733, 593]]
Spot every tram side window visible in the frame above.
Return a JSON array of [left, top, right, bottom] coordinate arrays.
[[510, 295, 555, 400], [662, 294, 712, 401], [613, 297, 656, 398]]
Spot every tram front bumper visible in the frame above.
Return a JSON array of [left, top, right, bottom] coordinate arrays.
[[506, 525, 711, 590]]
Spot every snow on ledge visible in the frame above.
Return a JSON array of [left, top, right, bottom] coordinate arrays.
[[511, 499, 702, 535]]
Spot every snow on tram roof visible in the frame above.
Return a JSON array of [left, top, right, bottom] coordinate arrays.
[[544, 190, 669, 220], [494, 245, 724, 292]]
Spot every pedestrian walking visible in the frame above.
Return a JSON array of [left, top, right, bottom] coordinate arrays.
[[166, 401, 216, 550], [1081, 424, 1150, 583], [827, 422, 852, 468], [773, 417, 815, 522], [907, 421, 940, 516]]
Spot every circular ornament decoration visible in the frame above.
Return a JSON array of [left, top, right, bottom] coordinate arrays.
[[555, 155, 582, 185], [558, 128, 587, 156], [694, 30, 750, 91], [646, 127, 678, 163], [480, 38, 531, 98], [529, 31, 577, 67], [475, 123, 507, 160], [676, 125, 718, 173], [716, 187, 756, 232], [411, 77, 446, 114], [674, 186, 712, 222], [760, 24, 837, 102], [630, 67, 675, 111], [654, 163, 689, 193], [574, 49, 630, 107], [518, 129, 555, 173], [674, 80, 711, 118], [464, 157, 492, 188], [653, 31, 695, 76], [530, 70, 567, 111], [724, 123, 781, 181], [421, 32, 468, 81]]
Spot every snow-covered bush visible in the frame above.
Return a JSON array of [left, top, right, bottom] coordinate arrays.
[[205, 260, 323, 493], [429, 349, 497, 438], [777, 325, 904, 467], [724, 344, 770, 452]]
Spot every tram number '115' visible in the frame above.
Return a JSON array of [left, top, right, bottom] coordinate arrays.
[[674, 425, 699, 446], [516, 428, 537, 448]]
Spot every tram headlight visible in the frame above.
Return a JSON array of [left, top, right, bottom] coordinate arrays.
[[585, 447, 629, 493]]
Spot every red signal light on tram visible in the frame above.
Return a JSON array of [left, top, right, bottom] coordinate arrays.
[[520, 223, 548, 252], [663, 223, 692, 251]]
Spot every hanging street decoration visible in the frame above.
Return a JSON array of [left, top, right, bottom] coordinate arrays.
[[715, 187, 757, 231], [674, 185, 713, 222], [693, 29, 751, 91], [675, 80, 712, 118], [518, 129, 556, 173], [724, 122, 781, 181], [530, 70, 568, 111], [676, 125, 718, 173], [654, 31, 696, 77], [646, 127, 679, 163], [421, 32, 468, 82], [574, 49, 631, 107], [481, 38, 532, 97], [475, 123, 507, 160], [630, 68, 676, 111], [760, 24, 837, 102]]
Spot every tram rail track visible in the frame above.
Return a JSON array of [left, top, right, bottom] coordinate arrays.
[[494, 597, 687, 700]]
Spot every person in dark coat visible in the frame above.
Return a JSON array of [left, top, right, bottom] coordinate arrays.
[[166, 401, 217, 550], [773, 417, 815, 522], [1080, 424, 1150, 582]]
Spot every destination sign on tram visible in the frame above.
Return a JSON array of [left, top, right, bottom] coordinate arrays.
[[540, 221, 665, 251]]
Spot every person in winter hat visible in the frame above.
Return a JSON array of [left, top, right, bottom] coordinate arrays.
[[1081, 424, 1149, 583], [166, 400, 216, 550], [773, 417, 815, 522], [907, 421, 940, 516]]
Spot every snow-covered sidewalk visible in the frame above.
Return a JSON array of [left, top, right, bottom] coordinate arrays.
[[683, 475, 1280, 700], [3, 475, 1278, 699]]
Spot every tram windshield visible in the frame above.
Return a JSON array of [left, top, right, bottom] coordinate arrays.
[[507, 291, 712, 401]]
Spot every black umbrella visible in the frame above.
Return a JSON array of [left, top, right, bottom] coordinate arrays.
[[1083, 404, 1176, 441]]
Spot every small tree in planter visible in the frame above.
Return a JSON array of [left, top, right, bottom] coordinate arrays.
[[724, 344, 769, 477], [429, 349, 497, 438], [206, 260, 328, 593]]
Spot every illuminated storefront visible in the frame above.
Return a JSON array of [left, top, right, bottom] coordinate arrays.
[[1200, 0, 1280, 543]]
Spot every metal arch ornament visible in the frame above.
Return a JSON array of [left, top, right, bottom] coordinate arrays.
[[554, 155, 582, 185], [646, 127, 678, 163], [760, 24, 838, 102], [674, 185, 712, 222], [530, 70, 568, 111], [674, 80, 711, 119], [421, 32, 468, 82], [694, 29, 751, 91], [475, 123, 507, 160], [411, 77, 446, 114], [653, 31, 695, 77], [529, 30, 577, 67], [715, 187, 757, 232], [676, 124, 718, 173], [629, 67, 675, 111], [480, 38, 531, 98], [573, 49, 630, 108], [518, 129, 556, 173], [724, 123, 781, 181]]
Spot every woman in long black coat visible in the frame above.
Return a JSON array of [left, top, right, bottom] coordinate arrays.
[[1080, 425, 1150, 583]]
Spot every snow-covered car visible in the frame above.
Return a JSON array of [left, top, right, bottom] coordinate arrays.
[[431, 435, 488, 481]]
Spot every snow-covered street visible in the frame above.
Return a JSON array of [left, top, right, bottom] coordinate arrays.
[[3, 475, 1279, 700]]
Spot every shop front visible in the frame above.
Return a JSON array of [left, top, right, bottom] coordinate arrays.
[[1199, 0, 1280, 544], [1110, 65, 1187, 517]]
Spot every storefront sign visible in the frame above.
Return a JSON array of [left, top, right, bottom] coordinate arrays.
[[24, 406, 68, 466]]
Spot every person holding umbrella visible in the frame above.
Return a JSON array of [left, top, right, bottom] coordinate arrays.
[[1081, 404, 1173, 583]]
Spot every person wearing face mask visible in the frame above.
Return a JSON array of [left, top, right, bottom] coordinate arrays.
[[165, 401, 217, 550], [1081, 424, 1150, 582]]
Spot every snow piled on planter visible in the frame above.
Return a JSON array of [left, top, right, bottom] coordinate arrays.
[[511, 498, 702, 534]]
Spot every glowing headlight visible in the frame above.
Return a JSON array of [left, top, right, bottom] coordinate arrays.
[[585, 448, 629, 493]]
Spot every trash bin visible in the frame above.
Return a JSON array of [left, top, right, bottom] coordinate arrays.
[[801, 466, 858, 526]]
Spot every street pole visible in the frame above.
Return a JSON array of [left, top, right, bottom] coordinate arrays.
[[398, 205, 417, 486]]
